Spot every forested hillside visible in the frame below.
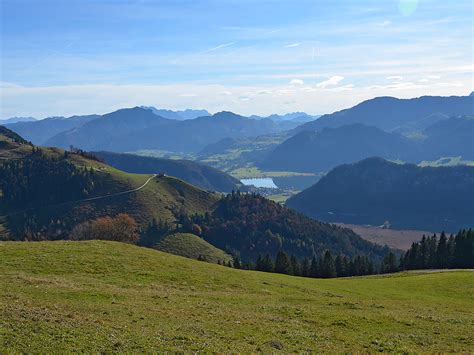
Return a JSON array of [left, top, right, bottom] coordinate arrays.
[[0, 131, 219, 240], [184, 192, 388, 263], [287, 158, 474, 231]]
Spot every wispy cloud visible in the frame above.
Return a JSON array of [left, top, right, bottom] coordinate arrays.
[[199, 42, 236, 54], [386, 75, 403, 81], [284, 43, 301, 48], [289, 79, 304, 86], [316, 76, 344, 88]]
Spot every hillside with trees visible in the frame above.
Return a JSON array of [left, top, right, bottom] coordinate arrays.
[[94, 151, 243, 192], [183, 192, 388, 263], [0, 130, 219, 241], [286, 158, 474, 231]]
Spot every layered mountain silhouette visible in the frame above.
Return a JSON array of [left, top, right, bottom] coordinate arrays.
[[261, 94, 474, 173], [141, 107, 210, 120], [0, 117, 36, 124], [260, 124, 418, 172], [5, 114, 99, 145], [294, 94, 473, 134], [43, 109, 299, 153], [286, 157, 474, 232]]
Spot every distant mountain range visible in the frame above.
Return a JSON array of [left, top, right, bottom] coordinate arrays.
[[5, 114, 99, 145], [261, 94, 474, 173], [286, 157, 474, 232], [0, 117, 36, 124], [251, 112, 320, 123], [261, 123, 418, 172], [141, 107, 211, 120], [295, 94, 473, 134], [42, 109, 302, 153], [94, 151, 243, 192], [4, 107, 305, 153]]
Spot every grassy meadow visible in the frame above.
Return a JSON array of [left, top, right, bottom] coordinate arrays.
[[1, 240, 473, 352]]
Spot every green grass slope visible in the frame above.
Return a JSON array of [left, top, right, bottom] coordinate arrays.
[[154, 232, 233, 264], [1, 241, 472, 352]]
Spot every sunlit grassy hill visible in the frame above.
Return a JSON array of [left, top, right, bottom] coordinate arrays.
[[1, 240, 472, 352], [0, 134, 219, 240]]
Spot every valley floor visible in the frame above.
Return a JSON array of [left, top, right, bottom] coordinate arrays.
[[1, 241, 473, 352]]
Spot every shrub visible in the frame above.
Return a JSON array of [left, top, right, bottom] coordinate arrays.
[[70, 214, 139, 243]]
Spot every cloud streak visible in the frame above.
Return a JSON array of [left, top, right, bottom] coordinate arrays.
[[199, 42, 237, 54], [284, 43, 301, 48]]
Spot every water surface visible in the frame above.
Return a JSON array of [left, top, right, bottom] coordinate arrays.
[[240, 177, 278, 188]]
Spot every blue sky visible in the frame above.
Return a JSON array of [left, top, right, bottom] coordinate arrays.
[[0, 0, 472, 118]]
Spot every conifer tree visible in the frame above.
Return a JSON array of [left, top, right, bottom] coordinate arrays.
[[301, 258, 310, 277], [321, 250, 337, 278], [309, 256, 319, 278], [290, 255, 300, 276], [274, 250, 292, 275]]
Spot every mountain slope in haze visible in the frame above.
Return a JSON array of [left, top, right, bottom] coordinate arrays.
[[142, 107, 210, 120], [286, 158, 474, 232], [46, 110, 299, 153], [1, 117, 36, 124], [45, 107, 175, 151], [296, 94, 473, 134], [421, 116, 474, 160], [260, 124, 417, 173], [251, 112, 320, 123], [94, 151, 243, 192], [6, 115, 99, 145]]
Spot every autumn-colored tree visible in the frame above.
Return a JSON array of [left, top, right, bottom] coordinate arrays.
[[70, 214, 138, 243]]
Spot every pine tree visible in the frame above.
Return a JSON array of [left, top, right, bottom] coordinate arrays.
[[274, 250, 292, 275], [381, 252, 398, 273], [301, 258, 310, 277], [262, 254, 274, 272], [233, 256, 241, 269], [290, 255, 300, 276], [321, 250, 337, 278], [335, 254, 345, 277], [436, 232, 449, 268], [309, 256, 319, 278]]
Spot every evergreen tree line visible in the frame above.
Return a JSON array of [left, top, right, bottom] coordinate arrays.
[[228, 229, 473, 278], [400, 230, 474, 270], [0, 148, 102, 208], [232, 250, 376, 278]]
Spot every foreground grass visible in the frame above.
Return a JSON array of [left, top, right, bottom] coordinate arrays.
[[1, 241, 473, 352]]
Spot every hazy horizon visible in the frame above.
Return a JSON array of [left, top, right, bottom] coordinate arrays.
[[1, 0, 473, 118]]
